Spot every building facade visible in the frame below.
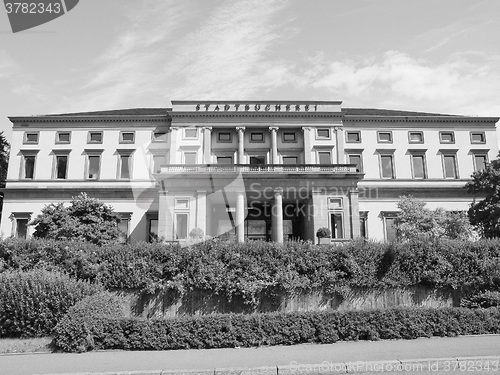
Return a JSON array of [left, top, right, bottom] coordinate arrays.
[[1, 100, 498, 243]]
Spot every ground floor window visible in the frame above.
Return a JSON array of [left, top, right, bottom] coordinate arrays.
[[10, 212, 32, 239], [360, 212, 368, 238], [330, 213, 344, 239], [385, 217, 397, 242], [175, 213, 189, 239], [147, 213, 158, 242]]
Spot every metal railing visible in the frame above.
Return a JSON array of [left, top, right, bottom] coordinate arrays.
[[158, 164, 359, 174]]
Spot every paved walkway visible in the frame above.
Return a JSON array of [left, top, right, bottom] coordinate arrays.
[[0, 335, 499, 375]]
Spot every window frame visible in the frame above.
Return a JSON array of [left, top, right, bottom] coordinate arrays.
[[439, 131, 455, 144], [21, 154, 36, 179], [55, 131, 71, 144], [152, 130, 167, 143], [23, 131, 39, 145], [377, 131, 393, 144], [10, 212, 32, 239], [316, 128, 331, 140], [217, 132, 232, 143], [346, 152, 363, 173], [282, 156, 299, 165], [183, 151, 197, 165], [117, 151, 133, 180], [470, 131, 486, 144], [408, 131, 424, 144], [55, 154, 69, 179], [183, 128, 198, 139], [330, 212, 344, 239], [471, 151, 489, 172], [317, 150, 332, 164], [378, 151, 395, 179], [441, 152, 459, 179], [119, 131, 135, 144], [346, 131, 361, 143], [282, 131, 297, 143], [217, 156, 233, 164], [87, 131, 103, 144], [84, 150, 103, 180], [175, 212, 190, 240], [409, 151, 427, 179], [250, 132, 265, 143]]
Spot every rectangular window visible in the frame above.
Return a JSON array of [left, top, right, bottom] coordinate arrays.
[[282, 156, 298, 165], [408, 131, 424, 143], [470, 132, 486, 144], [328, 198, 342, 209], [317, 128, 330, 139], [56, 155, 68, 179], [16, 219, 29, 239], [439, 131, 455, 144], [330, 213, 344, 239], [175, 198, 190, 209], [346, 131, 361, 143], [56, 132, 71, 144], [153, 131, 167, 142], [360, 216, 368, 238], [175, 213, 189, 240], [153, 155, 166, 173], [148, 218, 158, 242], [88, 131, 103, 144], [347, 154, 362, 172], [250, 132, 264, 142], [24, 132, 39, 144], [385, 217, 397, 242], [184, 128, 198, 138], [380, 155, 394, 179], [23, 155, 35, 179], [217, 156, 233, 164], [118, 218, 129, 244], [474, 154, 488, 172], [249, 156, 266, 165], [120, 132, 135, 143], [87, 155, 100, 179], [443, 154, 458, 179], [318, 151, 331, 164], [120, 155, 130, 179], [411, 154, 426, 179], [184, 152, 197, 164], [283, 132, 296, 142], [218, 132, 232, 142], [377, 131, 393, 143]]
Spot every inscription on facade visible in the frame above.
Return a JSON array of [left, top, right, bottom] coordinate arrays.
[[195, 103, 318, 112]]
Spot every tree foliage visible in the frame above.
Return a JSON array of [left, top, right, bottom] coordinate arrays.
[[466, 155, 500, 238], [0, 132, 10, 215], [394, 195, 475, 241], [30, 193, 121, 245]]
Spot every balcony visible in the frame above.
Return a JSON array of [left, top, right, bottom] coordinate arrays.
[[157, 164, 359, 174]]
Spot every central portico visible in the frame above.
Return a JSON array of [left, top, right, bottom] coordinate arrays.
[[153, 100, 363, 243]]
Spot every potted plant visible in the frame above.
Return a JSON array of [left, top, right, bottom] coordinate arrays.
[[316, 227, 331, 244]]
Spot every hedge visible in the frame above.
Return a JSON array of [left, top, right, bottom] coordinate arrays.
[[0, 269, 102, 337], [53, 307, 500, 352], [1, 237, 500, 306]]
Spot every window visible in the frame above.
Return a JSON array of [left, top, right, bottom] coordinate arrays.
[[147, 214, 159, 242], [153, 131, 167, 142], [218, 132, 232, 142], [318, 151, 331, 164], [380, 154, 394, 179], [11, 213, 32, 239], [120, 131, 135, 143], [473, 153, 488, 172], [23, 155, 36, 179], [439, 131, 455, 144], [282, 156, 298, 165], [377, 131, 393, 143], [152, 155, 166, 173], [119, 154, 131, 179], [410, 153, 427, 179], [328, 198, 342, 209], [360, 212, 368, 238], [249, 155, 266, 165], [347, 154, 363, 172], [283, 132, 296, 142], [184, 128, 198, 138], [250, 132, 264, 142], [346, 131, 361, 143], [175, 198, 190, 209], [117, 213, 132, 244], [88, 131, 103, 144], [316, 128, 330, 139], [330, 213, 344, 239], [175, 213, 189, 240], [56, 131, 71, 144], [24, 132, 39, 144], [217, 156, 233, 164], [470, 132, 486, 144], [184, 152, 197, 164], [408, 131, 424, 143], [442, 154, 458, 179], [385, 217, 397, 242], [87, 155, 101, 179], [55, 155, 68, 179]]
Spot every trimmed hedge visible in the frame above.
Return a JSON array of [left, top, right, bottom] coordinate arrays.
[[53, 307, 500, 352], [0, 269, 102, 337]]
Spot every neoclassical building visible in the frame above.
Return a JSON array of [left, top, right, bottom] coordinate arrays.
[[1, 101, 498, 243]]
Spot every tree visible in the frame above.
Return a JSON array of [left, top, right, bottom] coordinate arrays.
[[466, 155, 500, 238], [0, 132, 10, 218], [31, 193, 121, 245], [394, 195, 475, 241]]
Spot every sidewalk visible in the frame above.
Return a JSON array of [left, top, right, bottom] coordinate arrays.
[[1, 335, 499, 375]]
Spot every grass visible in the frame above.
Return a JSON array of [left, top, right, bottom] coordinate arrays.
[[0, 337, 54, 354]]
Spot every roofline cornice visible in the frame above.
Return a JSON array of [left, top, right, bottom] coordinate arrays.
[[171, 100, 343, 105], [343, 115, 499, 123], [170, 112, 343, 119], [9, 115, 170, 124]]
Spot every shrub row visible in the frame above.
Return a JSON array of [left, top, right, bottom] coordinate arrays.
[[54, 306, 500, 352], [2, 237, 500, 305], [0, 269, 102, 337]]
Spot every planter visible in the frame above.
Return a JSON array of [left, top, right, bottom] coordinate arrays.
[[318, 237, 331, 245]]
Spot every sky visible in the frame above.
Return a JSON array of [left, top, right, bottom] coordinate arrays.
[[0, 0, 500, 143]]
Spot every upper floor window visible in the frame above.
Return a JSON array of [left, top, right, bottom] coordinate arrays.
[[441, 152, 458, 179], [249, 155, 266, 165], [282, 132, 297, 142], [316, 128, 331, 139], [153, 131, 167, 142], [87, 155, 101, 179], [346, 131, 361, 143], [439, 131, 455, 144], [88, 131, 103, 144], [24, 132, 39, 144], [318, 151, 331, 164], [117, 150, 134, 179], [152, 154, 166, 174], [217, 156, 233, 164], [56, 131, 71, 144], [184, 128, 198, 139], [410, 152, 427, 179], [377, 131, 393, 143], [470, 132, 486, 144], [472, 152, 488, 172], [184, 151, 197, 164], [408, 131, 424, 144], [250, 132, 264, 142], [53, 152, 69, 179], [218, 132, 232, 142], [120, 131, 135, 144], [377, 151, 395, 179], [282, 156, 298, 165], [347, 153, 363, 173], [21, 154, 36, 179]]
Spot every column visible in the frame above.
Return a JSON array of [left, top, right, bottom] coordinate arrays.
[[269, 126, 279, 164], [349, 189, 360, 238], [203, 127, 212, 164], [335, 127, 345, 164], [310, 189, 329, 242], [168, 127, 179, 164], [236, 126, 246, 164], [302, 127, 312, 164], [272, 188, 284, 243], [235, 191, 245, 243]]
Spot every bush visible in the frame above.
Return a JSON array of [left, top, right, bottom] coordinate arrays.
[[461, 291, 500, 308], [53, 307, 500, 352], [53, 291, 125, 352], [0, 269, 101, 337]]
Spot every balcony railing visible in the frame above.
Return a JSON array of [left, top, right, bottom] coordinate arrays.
[[158, 164, 359, 174]]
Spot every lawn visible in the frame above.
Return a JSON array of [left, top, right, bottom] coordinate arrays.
[[0, 337, 53, 354]]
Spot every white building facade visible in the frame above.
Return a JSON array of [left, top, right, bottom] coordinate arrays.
[[1, 101, 498, 243]]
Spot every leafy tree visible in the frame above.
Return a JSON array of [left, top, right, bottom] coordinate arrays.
[[466, 155, 500, 238], [394, 195, 475, 241], [31, 193, 121, 245], [0, 132, 10, 218]]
